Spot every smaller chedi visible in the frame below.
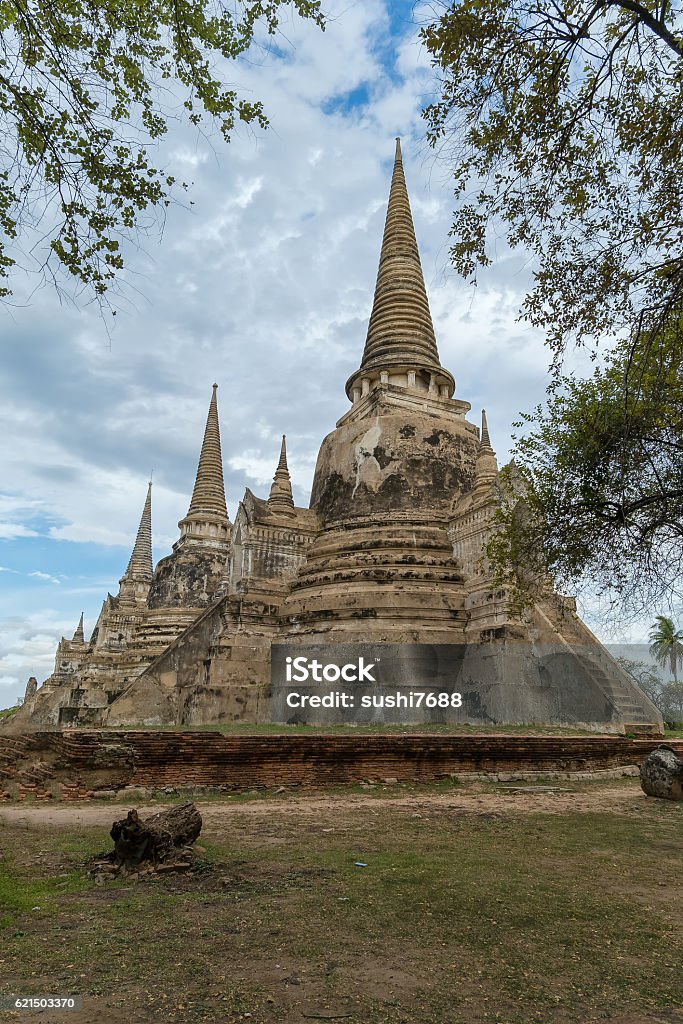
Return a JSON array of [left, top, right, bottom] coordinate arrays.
[[11, 140, 663, 735], [17, 383, 241, 725], [15, 385, 317, 728]]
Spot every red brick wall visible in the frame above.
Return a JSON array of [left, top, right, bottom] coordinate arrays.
[[2, 732, 681, 800]]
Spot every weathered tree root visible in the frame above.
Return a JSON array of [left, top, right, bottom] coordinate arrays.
[[106, 801, 203, 872]]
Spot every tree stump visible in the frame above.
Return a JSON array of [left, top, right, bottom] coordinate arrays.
[[640, 746, 683, 801], [110, 801, 202, 869]]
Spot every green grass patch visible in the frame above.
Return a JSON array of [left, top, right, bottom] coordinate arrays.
[[0, 833, 99, 927], [0, 872, 59, 928], [95, 720, 599, 736]]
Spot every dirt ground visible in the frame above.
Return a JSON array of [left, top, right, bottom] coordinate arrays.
[[0, 779, 658, 828], [0, 780, 681, 1024]]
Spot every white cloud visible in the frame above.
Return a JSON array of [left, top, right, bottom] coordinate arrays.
[[228, 453, 279, 488], [0, 610, 77, 700], [0, 524, 40, 539], [169, 146, 211, 169], [27, 571, 61, 584]]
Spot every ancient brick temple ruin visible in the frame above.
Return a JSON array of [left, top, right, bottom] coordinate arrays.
[[12, 141, 662, 733]]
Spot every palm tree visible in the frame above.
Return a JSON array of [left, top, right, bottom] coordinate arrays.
[[648, 615, 683, 683]]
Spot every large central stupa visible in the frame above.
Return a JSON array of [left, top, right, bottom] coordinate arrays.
[[280, 140, 475, 644], [15, 141, 662, 734]]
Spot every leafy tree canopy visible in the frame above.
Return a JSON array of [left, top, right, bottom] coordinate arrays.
[[424, 0, 683, 614], [0, 0, 323, 300], [488, 327, 683, 615], [422, 0, 683, 363]]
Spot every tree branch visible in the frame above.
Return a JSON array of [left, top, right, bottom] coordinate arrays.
[[606, 0, 683, 56]]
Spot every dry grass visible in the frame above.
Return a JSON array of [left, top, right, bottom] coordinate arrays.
[[0, 779, 681, 1024]]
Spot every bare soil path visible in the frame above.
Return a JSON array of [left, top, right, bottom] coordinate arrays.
[[0, 780, 655, 831]]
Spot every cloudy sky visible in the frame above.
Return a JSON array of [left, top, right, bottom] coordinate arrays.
[[0, 0, 647, 707]]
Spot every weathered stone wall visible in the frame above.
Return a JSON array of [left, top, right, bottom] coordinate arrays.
[[147, 544, 228, 609], [227, 493, 318, 593], [105, 581, 288, 726], [311, 395, 479, 525], [281, 517, 468, 642], [2, 731, 680, 800]]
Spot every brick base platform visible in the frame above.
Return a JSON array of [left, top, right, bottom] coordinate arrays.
[[1, 732, 681, 801]]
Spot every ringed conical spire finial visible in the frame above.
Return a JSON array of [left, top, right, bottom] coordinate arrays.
[[481, 409, 493, 451], [345, 138, 454, 401], [124, 481, 153, 580], [268, 435, 295, 516], [184, 384, 228, 521], [118, 481, 153, 604], [72, 612, 85, 644], [474, 409, 498, 486]]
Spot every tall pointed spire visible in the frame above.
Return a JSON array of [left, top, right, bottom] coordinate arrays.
[[346, 139, 454, 401], [118, 481, 153, 605], [178, 385, 231, 545], [480, 409, 492, 451], [186, 384, 228, 520], [475, 409, 498, 485], [124, 481, 153, 580], [72, 612, 85, 644], [268, 435, 295, 516]]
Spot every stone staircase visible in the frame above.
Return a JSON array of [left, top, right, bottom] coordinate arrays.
[[534, 601, 663, 735], [573, 647, 662, 733]]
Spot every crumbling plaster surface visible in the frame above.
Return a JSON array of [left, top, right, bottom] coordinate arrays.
[[312, 402, 479, 525]]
